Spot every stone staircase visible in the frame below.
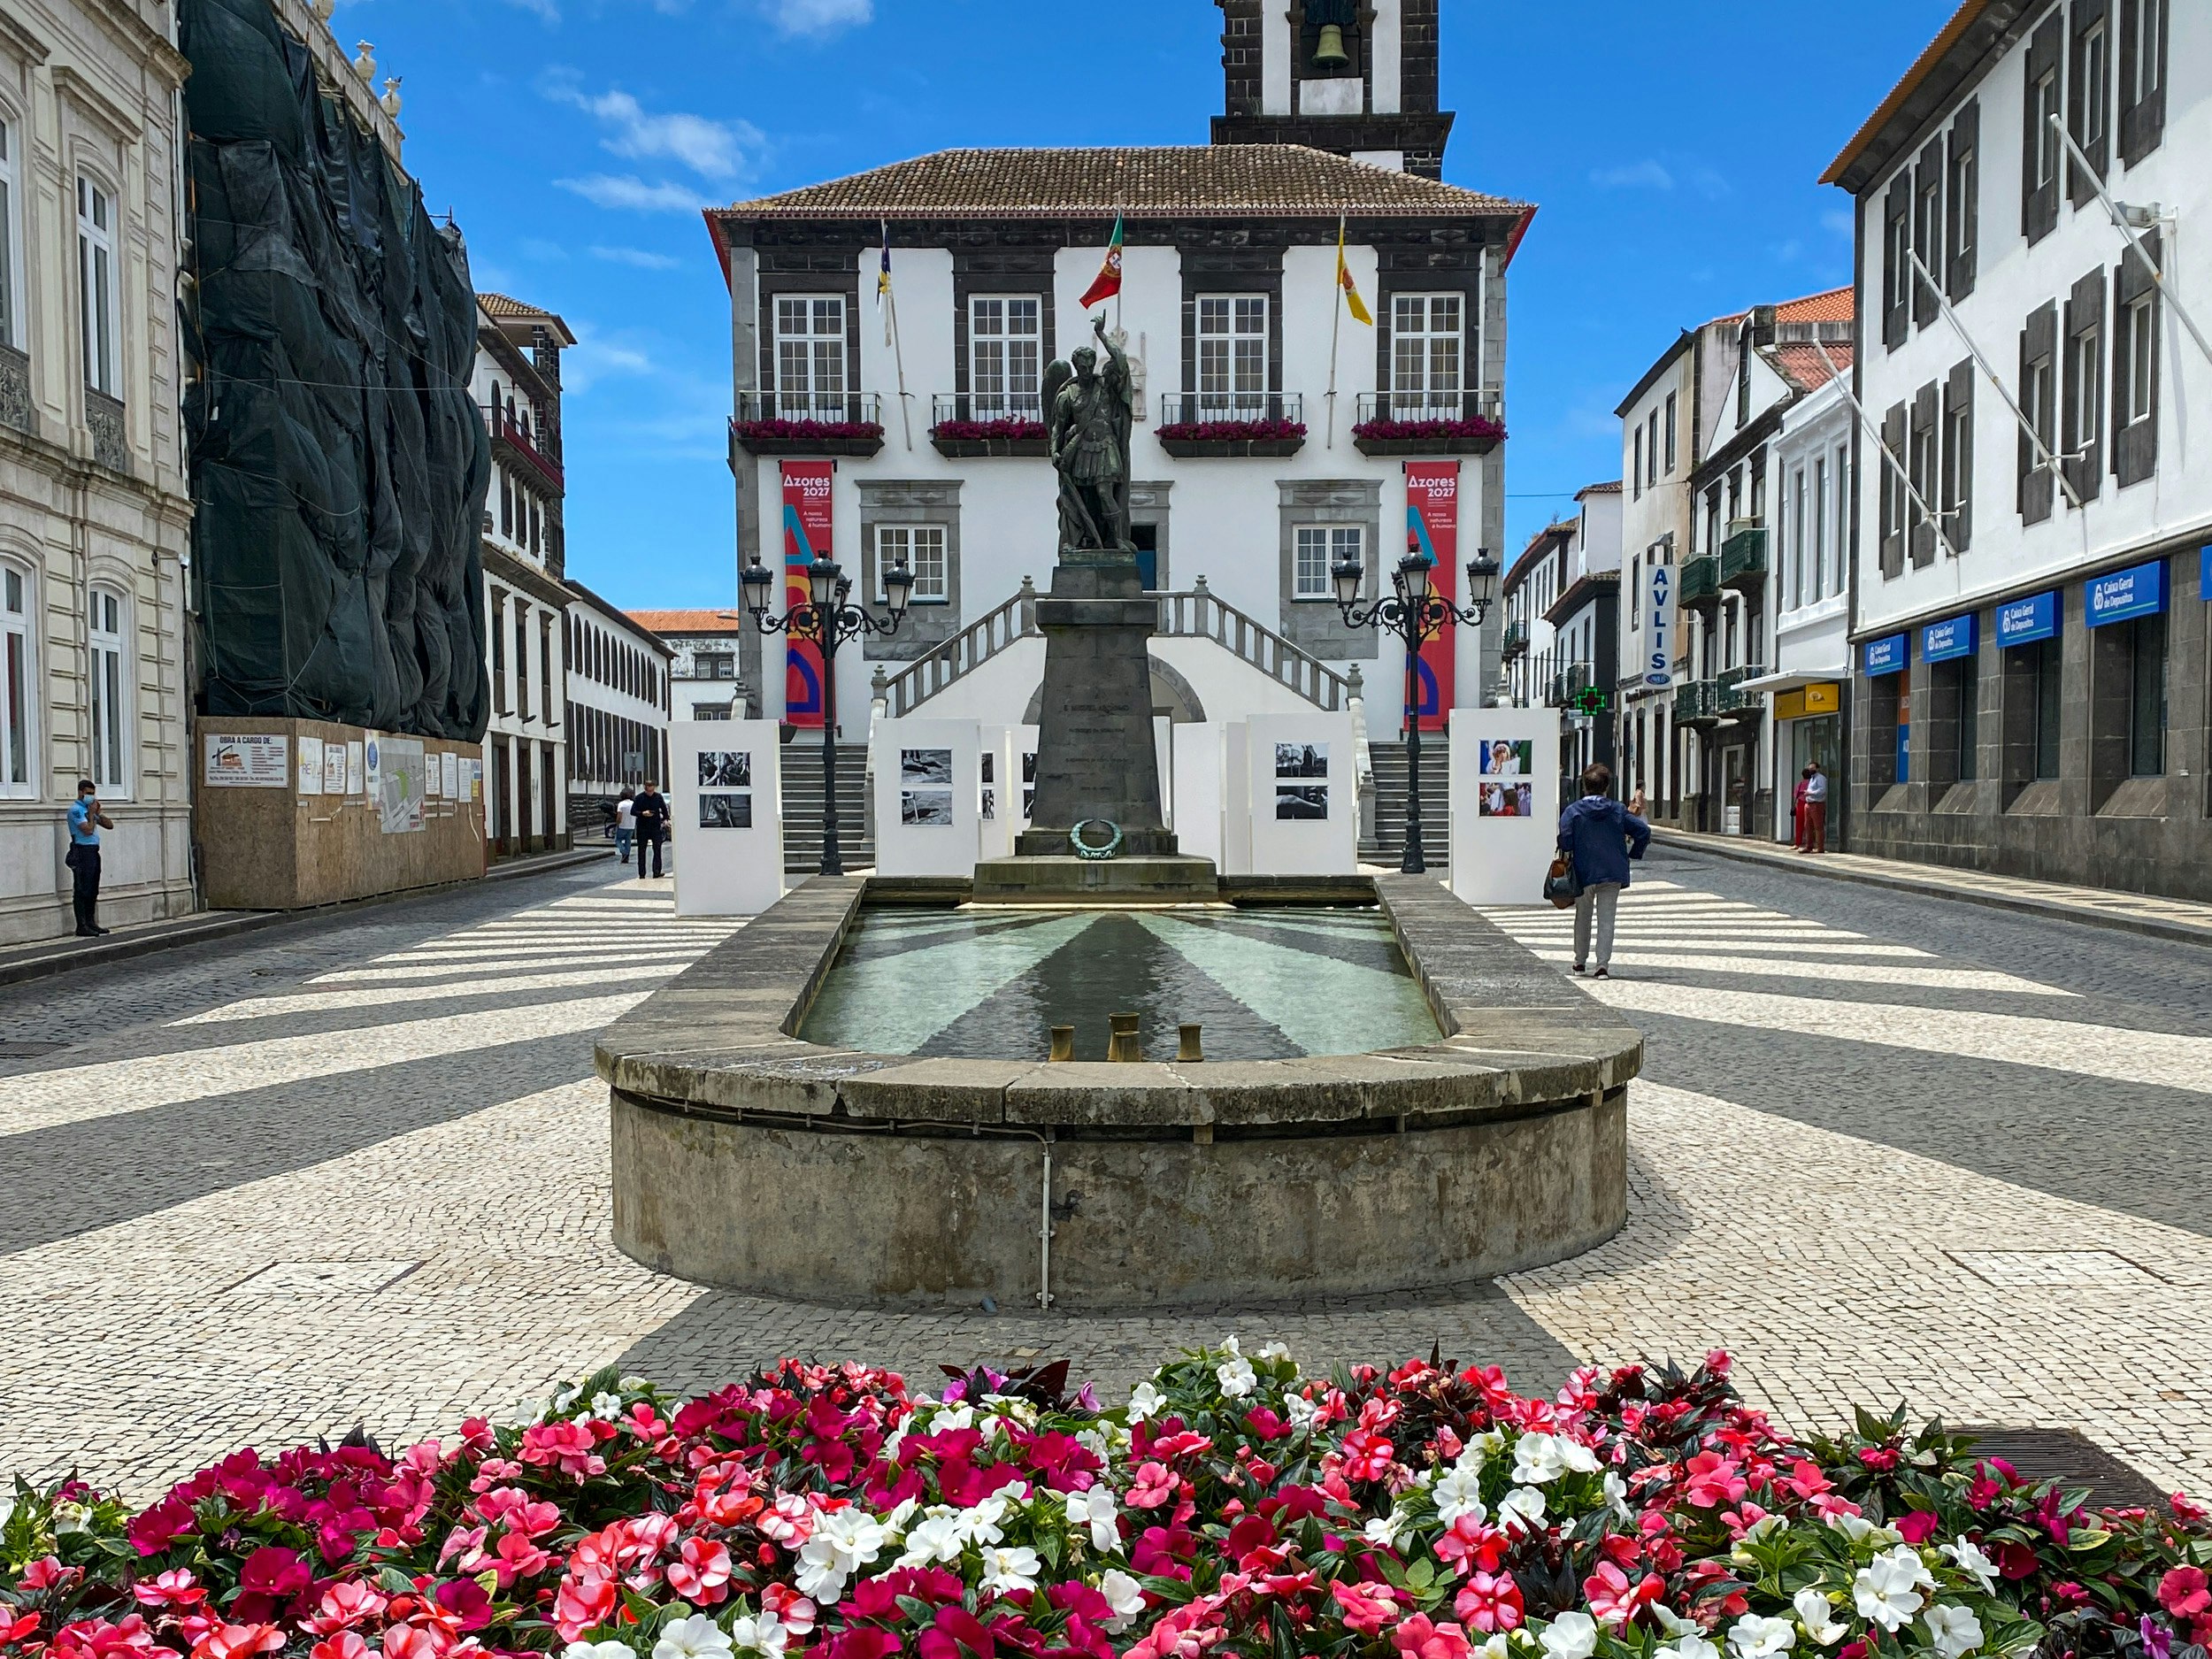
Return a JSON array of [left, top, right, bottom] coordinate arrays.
[[778, 741, 872, 873], [1361, 739, 1451, 870]]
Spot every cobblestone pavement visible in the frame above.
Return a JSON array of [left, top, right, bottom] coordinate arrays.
[[4, 849, 2209, 1501]]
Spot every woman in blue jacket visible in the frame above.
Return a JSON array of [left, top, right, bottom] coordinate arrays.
[[1556, 762, 1650, 978]]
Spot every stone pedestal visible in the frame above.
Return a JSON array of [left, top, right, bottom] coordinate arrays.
[[987, 550, 1217, 902]]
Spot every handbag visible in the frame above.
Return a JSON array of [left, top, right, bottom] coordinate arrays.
[[1543, 853, 1581, 910]]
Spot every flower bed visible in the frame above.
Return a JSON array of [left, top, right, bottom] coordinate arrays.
[[1153, 419, 1307, 444], [1350, 418, 1505, 457], [731, 420, 885, 456], [3, 1347, 2203, 1659], [932, 419, 1048, 443]]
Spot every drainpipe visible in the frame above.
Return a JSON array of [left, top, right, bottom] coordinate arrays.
[[1001, 1125, 1056, 1311]]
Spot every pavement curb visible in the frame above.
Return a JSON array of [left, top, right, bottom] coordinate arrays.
[[0, 847, 614, 991], [1654, 828, 2212, 949]]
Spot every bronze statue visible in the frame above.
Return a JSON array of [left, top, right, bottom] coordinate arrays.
[[1043, 316, 1133, 553]]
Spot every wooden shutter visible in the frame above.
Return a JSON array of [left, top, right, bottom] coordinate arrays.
[[1884, 172, 1911, 349], [2019, 304, 2056, 525], [1947, 100, 1979, 301], [1910, 382, 1939, 566], [2062, 266, 2105, 503], [2068, 0, 2110, 207], [1913, 139, 1944, 328], [1881, 403, 1908, 577], [2114, 231, 2160, 487], [1944, 358, 1975, 552], [2023, 13, 2062, 243], [2118, 0, 2166, 165]]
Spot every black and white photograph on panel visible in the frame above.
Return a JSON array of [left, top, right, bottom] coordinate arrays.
[[699, 750, 752, 787], [1275, 741, 1329, 779], [901, 749, 954, 786], [902, 789, 956, 827], [699, 792, 753, 829], [1275, 785, 1329, 820]]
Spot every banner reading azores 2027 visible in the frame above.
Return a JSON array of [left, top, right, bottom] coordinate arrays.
[[1406, 462, 1458, 732], [780, 461, 833, 729]]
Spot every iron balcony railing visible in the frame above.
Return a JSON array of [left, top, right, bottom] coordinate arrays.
[[1717, 664, 1769, 715], [733, 390, 883, 426], [931, 392, 1044, 426], [1502, 618, 1529, 657], [1156, 392, 1304, 426], [1354, 387, 1504, 424], [1719, 522, 1768, 590], [1678, 554, 1720, 605], [1674, 680, 1718, 723]]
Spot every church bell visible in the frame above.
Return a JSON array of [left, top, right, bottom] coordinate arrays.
[[1313, 21, 1348, 66]]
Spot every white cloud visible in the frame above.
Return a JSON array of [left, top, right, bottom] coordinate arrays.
[[543, 73, 759, 180], [503, 0, 560, 22], [766, 0, 871, 36], [1821, 208, 1855, 238], [591, 245, 683, 269], [1591, 159, 1672, 191], [562, 330, 658, 395], [556, 173, 710, 214]]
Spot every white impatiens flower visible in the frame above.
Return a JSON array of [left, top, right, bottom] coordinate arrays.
[[978, 1545, 1042, 1597], [1793, 1589, 1848, 1647], [654, 1617, 735, 1659], [1728, 1615, 1797, 1659], [1258, 1340, 1292, 1363], [1363, 1509, 1413, 1550], [1540, 1613, 1601, 1659], [931, 1404, 976, 1432], [1923, 1606, 1984, 1659], [1498, 1486, 1548, 1533], [1217, 1356, 1258, 1397], [1512, 1432, 1601, 1485], [1126, 1382, 1164, 1423], [1853, 1545, 1935, 1632], [1065, 1486, 1120, 1552], [1826, 1513, 1879, 1543], [1098, 1569, 1146, 1633], [565, 1643, 638, 1659], [590, 1391, 625, 1419], [1433, 1465, 1488, 1526], [954, 1492, 1014, 1548], [1077, 1426, 1115, 1463], [1475, 1639, 1510, 1659], [1602, 1471, 1632, 1518], [897, 1511, 965, 1568], [795, 1506, 890, 1602], [1284, 1392, 1320, 1433], [1657, 1638, 1720, 1659], [728, 1614, 787, 1659], [1939, 1540, 1999, 1594]]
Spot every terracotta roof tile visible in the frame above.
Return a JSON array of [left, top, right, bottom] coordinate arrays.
[[1578, 480, 1623, 495], [715, 146, 1529, 221], [628, 608, 747, 636], [1770, 342, 1854, 394], [479, 291, 578, 345], [1775, 285, 1855, 323]]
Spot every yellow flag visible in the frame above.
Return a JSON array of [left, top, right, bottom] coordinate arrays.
[[1337, 217, 1373, 326]]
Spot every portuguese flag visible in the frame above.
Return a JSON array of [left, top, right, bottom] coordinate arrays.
[[1079, 215, 1124, 309]]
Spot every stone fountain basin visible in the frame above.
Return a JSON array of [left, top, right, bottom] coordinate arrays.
[[595, 875, 1640, 1311]]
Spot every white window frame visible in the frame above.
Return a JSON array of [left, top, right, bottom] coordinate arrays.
[[88, 585, 128, 795], [773, 295, 846, 418], [876, 524, 949, 603], [0, 564, 34, 795], [1195, 293, 1268, 408], [1293, 524, 1362, 602], [1832, 442, 1848, 598], [1789, 466, 1807, 610], [2083, 17, 2110, 157], [1388, 292, 1464, 415], [2034, 66, 2062, 190], [2128, 0, 2164, 112], [0, 115, 19, 350], [2123, 290, 2155, 426], [2070, 318, 2103, 456], [968, 296, 1041, 419], [77, 176, 119, 396]]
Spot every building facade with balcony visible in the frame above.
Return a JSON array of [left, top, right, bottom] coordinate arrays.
[[1674, 288, 1855, 837], [704, 0, 1530, 748], [1501, 518, 1570, 713], [564, 580, 670, 841], [1829, 0, 2212, 897], [472, 293, 573, 857], [1540, 484, 1623, 798], [632, 610, 748, 724], [0, 0, 196, 941]]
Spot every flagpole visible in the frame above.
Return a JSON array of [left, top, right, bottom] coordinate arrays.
[[882, 227, 913, 450], [1326, 216, 1345, 449]]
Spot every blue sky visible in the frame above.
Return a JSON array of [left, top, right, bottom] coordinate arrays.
[[358, 0, 1958, 607]]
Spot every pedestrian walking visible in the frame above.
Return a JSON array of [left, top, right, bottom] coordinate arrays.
[[632, 780, 668, 879], [1556, 762, 1649, 979], [1800, 761, 1829, 854], [614, 787, 636, 866], [65, 779, 115, 937]]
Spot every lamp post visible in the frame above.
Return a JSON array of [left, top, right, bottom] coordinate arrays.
[[1331, 535, 1500, 874], [740, 550, 911, 876]]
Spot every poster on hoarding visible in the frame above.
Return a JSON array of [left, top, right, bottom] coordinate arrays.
[[297, 736, 324, 795], [1405, 462, 1459, 732], [203, 733, 289, 787], [780, 460, 833, 730], [380, 737, 426, 833]]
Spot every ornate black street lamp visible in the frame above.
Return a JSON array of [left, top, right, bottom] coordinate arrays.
[[1331, 536, 1501, 875], [740, 549, 911, 876]]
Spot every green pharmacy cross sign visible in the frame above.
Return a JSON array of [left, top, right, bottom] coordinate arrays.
[[1571, 686, 1610, 716]]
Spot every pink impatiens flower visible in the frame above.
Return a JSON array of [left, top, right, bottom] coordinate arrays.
[[1455, 1572, 1525, 1632], [2160, 1568, 2211, 1621], [1127, 1462, 1178, 1510], [1392, 1614, 1474, 1659], [665, 1537, 733, 1605], [1682, 1452, 1747, 1508], [1331, 1580, 1403, 1636]]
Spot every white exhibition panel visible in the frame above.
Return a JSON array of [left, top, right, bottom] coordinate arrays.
[[1220, 722, 1253, 875], [1171, 721, 1225, 867], [976, 724, 1039, 861], [671, 718, 786, 917], [1447, 707, 1562, 907], [871, 718, 984, 877], [1244, 710, 1358, 875]]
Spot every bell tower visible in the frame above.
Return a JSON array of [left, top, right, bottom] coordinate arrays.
[[1212, 0, 1454, 180]]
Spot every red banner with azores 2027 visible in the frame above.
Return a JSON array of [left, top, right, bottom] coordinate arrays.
[[1406, 462, 1459, 732], [780, 460, 833, 729]]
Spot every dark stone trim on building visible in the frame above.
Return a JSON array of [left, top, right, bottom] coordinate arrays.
[[950, 245, 1056, 401], [856, 478, 962, 661], [1371, 242, 1481, 405], [1179, 247, 1284, 408], [755, 252, 864, 405], [1277, 477, 1380, 660], [1129, 481, 1171, 592]]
